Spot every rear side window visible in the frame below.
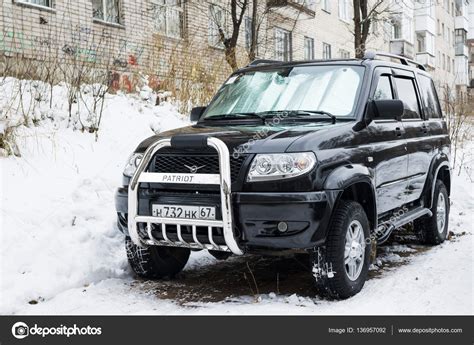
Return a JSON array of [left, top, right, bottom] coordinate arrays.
[[418, 75, 442, 118], [373, 76, 393, 100], [393, 77, 421, 119]]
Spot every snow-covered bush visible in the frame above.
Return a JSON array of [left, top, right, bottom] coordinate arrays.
[[0, 75, 177, 156]]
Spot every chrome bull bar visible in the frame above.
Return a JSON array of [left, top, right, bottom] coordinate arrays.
[[128, 137, 244, 255]]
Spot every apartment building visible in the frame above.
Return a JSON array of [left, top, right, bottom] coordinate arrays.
[[265, 0, 471, 92], [0, 0, 244, 90], [467, 0, 474, 109], [385, 0, 471, 93], [0, 0, 471, 93], [468, 0, 474, 85]]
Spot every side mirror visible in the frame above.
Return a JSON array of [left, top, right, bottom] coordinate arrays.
[[367, 100, 404, 121], [190, 107, 206, 122]]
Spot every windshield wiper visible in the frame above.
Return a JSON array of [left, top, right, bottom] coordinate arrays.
[[291, 110, 337, 124], [202, 113, 265, 122], [257, 110, 337, 124]]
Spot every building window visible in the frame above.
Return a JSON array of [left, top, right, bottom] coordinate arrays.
[[274, 28, 292, 61], [455, 29, 466, 44], [17, 0, 53, 7], [392, 20, 402, 39], [455, 1, 462, 16], [323, 42, 331, 59], [427, 0, 435, 17], [416, 32, 426, 53], [338, 0, 351, 21], [293, 0, 316, 10], [208, 4, 226, 48], [152, 0, 184, 38], [339, 49, 350, 59], [371, 20, 378, 34], [245, 17, 252, 51], [321, 0, 331, 12], [304, 37, 314, 60], [92, 0, 122, 24]]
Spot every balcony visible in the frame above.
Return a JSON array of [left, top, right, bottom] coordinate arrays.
[[455, 42, 469, 56], [390, 39, 415, 59], [416, 52, 436, 69], [455, 16, 469, 31], [415, 14, 436, 35], [267, 0, 316, 18]]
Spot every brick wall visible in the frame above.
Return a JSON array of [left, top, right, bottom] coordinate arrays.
[[0, 0, 467, 94], [0, 0, 238, 92]]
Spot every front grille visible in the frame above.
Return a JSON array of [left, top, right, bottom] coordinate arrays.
[[149, 147, 247, 182]]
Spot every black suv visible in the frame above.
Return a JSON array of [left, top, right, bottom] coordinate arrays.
[[115, 51, 451, 299]]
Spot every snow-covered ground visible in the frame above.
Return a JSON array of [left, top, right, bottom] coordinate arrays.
[[1, 78, 473, 315]]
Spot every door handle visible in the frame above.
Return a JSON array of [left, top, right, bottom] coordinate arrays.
[[420, 123, 428, 134], [395, 127, 403, 137]]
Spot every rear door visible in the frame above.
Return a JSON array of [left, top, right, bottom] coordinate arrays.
[[392, 69, 432, 204], [368, 67, 409, 214]]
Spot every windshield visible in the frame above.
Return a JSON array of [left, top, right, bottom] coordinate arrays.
[[203, 65, 365, 119]]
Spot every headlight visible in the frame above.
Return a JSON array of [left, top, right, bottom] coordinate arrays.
[[247, 152, 316, 182], [123, 153, 143, 177]]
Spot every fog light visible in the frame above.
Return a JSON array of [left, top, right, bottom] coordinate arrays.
[[277, 222, 288, 233]]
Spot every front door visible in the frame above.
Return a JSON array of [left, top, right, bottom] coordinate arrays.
[[368, 68, 409, 215]]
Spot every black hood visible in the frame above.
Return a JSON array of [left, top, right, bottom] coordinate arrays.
[[134, 121, 346, 154]]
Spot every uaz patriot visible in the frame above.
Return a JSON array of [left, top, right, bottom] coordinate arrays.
[[115, 51, 451, 299]]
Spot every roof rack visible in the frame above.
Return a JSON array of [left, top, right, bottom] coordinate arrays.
[[247, 59, 281, 66], [363, 51, 426, 71]]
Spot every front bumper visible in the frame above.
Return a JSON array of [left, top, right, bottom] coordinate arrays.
[[115, 188, 340, 250]]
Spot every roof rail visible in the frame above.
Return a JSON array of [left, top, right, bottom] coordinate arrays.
[[363, 51, 426, 71], [248, 59, 281, 66]]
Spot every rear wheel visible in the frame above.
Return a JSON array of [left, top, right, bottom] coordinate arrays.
[[125, 239, 190, 279], [311, 200, 371, 299], [415, 180, 449, 245]]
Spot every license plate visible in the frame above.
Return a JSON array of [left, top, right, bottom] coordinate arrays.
[[152, 204, 216, 220]]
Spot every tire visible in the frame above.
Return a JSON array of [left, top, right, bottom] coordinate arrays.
[[414, 180, 449, 245], [125, 239, 190, 279], [311, 200, 371, 299]]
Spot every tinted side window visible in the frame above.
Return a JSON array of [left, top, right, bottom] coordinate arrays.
[[373, 76, 393, 100], [418, 75, 442, 118], [393, 77, 421, 119]]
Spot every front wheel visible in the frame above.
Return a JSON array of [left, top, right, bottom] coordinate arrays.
[[125, 239, 190, 279], [311, 200, 371, 299]]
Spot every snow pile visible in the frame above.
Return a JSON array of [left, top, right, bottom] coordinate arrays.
[[0, 78, 190, 313]]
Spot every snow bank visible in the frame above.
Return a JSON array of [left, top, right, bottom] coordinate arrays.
[[0, 78, 190, 313]]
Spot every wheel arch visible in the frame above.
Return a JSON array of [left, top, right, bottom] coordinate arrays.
[[422, 155, 451, 209], [324, 165, 377, 232]]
